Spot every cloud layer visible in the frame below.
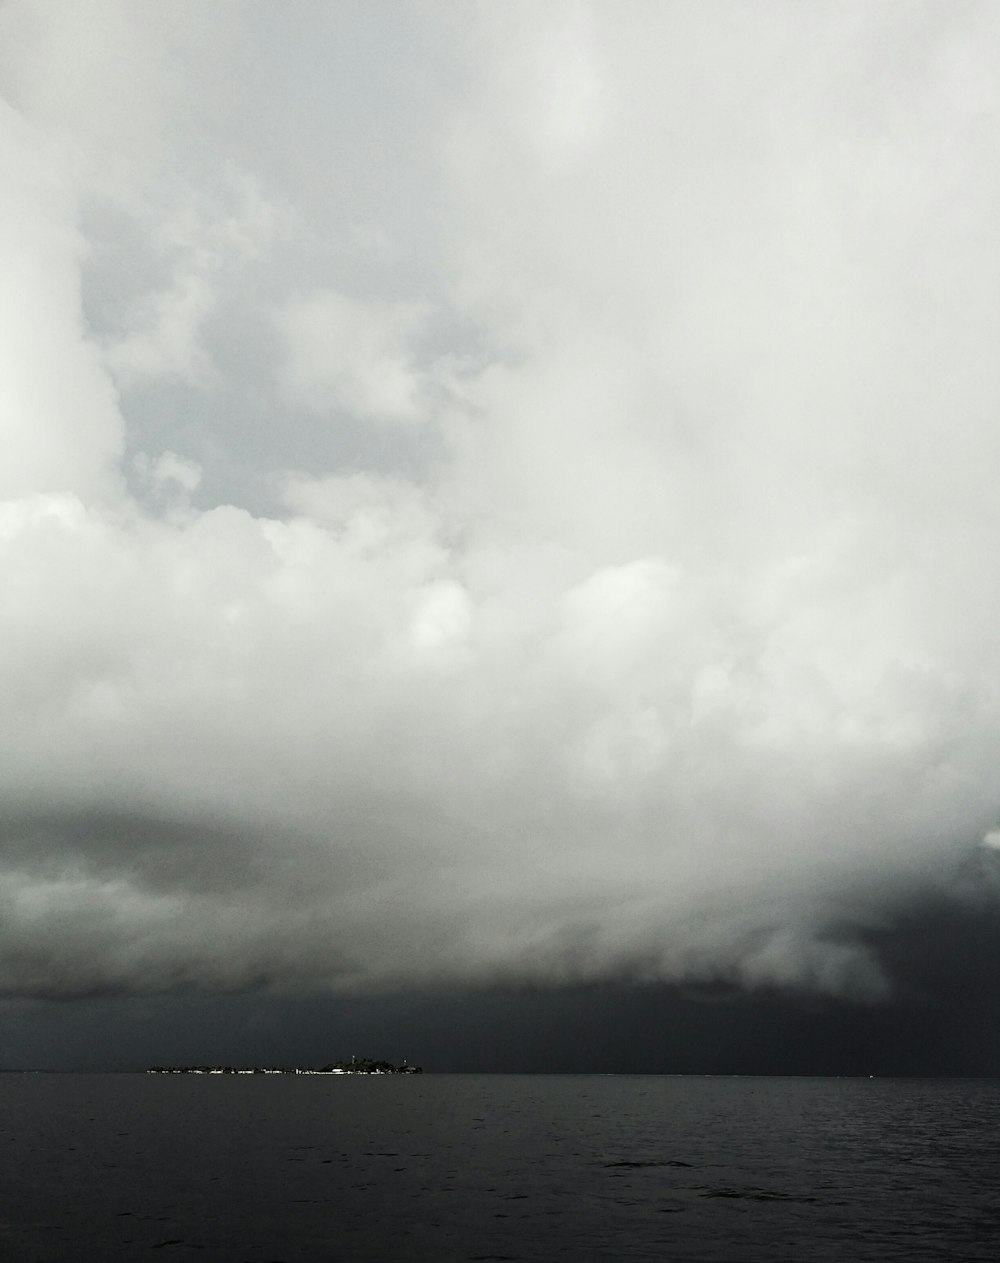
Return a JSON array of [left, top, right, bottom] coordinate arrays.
[[2, 1, 1000, 1004]]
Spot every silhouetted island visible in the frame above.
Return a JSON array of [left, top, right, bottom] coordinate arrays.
[[146, 1058, 422, 1075]]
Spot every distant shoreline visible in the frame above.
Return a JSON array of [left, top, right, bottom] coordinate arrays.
[[145, 1059, 422, 1076]]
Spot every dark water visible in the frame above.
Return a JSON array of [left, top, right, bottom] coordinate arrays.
[[1, 1074, 998, 1261]]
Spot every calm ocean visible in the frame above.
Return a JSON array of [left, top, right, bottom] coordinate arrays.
[[0, 1073, 997, 1261]]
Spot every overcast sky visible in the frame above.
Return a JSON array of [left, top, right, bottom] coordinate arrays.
[[2, 1, 1000, 1071]]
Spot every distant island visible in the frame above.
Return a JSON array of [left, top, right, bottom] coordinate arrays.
[[146, 1057, 422, 1075]]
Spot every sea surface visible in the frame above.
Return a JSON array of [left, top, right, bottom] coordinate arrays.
[[0, 1073, 998, 1261]]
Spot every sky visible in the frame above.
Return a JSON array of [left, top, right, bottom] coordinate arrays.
[[2, 0, 1000, 1072]]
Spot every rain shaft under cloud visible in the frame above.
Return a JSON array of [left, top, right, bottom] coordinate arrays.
[[2, 1, 1000, 1008]]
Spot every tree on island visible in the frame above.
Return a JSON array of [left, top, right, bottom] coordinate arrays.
[[320, 1057, 421, 1074]]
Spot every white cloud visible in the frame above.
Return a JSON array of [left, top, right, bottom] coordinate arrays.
[[409, 579, 473, 659], [106, 270, 217, 387], [0, 2, 999, 1003], [0, 100, 123, 501], [278, 290, 431, 423]]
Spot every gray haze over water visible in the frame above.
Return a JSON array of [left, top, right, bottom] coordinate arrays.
[[2, 2, 1000, 1066]]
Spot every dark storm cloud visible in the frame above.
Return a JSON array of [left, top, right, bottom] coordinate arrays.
[[1, 0, 1000, 1037], [5, 872, 1000, 1074]]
